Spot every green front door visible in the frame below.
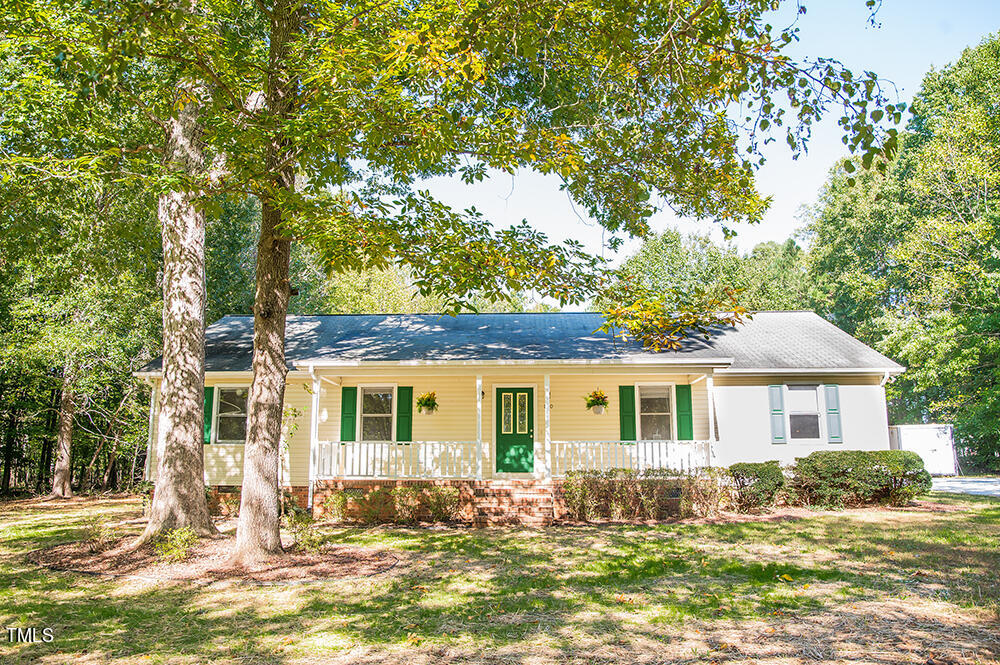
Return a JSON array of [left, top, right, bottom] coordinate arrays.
[[495, 387, 534, 473]]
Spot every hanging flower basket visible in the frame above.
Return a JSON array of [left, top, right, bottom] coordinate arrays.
[[416, 391, 438, 415], [584, 389, 609, 414]]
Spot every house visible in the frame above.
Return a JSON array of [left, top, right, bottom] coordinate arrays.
[[138, 311, 904, 522]]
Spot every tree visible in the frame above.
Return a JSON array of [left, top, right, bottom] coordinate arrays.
[[137, 86, 218, 544], [606, 229, 813, 313], [805, 32, 1000, 471], [6, 0, 899, 558], [92, 0, 898, 562]]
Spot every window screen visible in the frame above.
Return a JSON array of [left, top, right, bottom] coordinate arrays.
[[638, 385, 672, 440], [216, 388, 248, 443], [787, 385, 821, 439], [361, 387, 393, 441]]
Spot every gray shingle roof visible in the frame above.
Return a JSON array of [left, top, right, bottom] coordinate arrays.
[[140, 311, 903, 373]]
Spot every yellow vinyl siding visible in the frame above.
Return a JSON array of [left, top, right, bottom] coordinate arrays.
[[320, 375, 478, 442], [198, 376, 313, 487], [549, 374, 709, 441]]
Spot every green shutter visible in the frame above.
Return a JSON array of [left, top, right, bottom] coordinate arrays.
[[824, 384, 843, 443], [203, 387, 214, 444], [340, 386, 357, 442], [768, 385, 786, 444], [675, 385, 694, 440], [618, 385, 636, 441], [396, 386, 413, 442]]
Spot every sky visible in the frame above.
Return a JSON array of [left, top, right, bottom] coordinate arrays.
[[419, 0, 1000, 264]]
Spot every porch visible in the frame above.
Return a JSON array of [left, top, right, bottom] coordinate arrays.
[[304, 369, 718, 498]]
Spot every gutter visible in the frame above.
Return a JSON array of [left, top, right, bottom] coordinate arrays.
[[716, 367, 906, 376], [291, 357, 736, 369]]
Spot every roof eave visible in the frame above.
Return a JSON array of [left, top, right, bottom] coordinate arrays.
[[716, 366, 905, 375], [293, 357, 736, 369]]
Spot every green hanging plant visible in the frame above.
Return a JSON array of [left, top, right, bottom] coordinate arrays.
[[416, 391, 438, 414]]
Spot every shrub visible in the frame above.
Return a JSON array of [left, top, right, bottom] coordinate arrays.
[[680, 467, 730, 517], [82, 516, 116, 553], [729, 461, 785, 512], [285, 512, 324, 553], [322, 490, 350, 522], [562, 469, 684, 521], [790, 450, 932, 508], [424, 486, 461, 522], [282, 488, 308, 518], [154, 527, 198, 563], [356, 487, 397, 524], [391, 486, 425, 524]]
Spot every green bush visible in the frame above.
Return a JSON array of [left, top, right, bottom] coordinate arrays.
[[356, 487, 398, 524], [562, 469, 684, 521], [679, 467, 730, 517], [82, 516, 116, 553], [790, 450, 932, 508], [322, 490, 351, 522], [391, 486, 425, 524], [729, 461, 785, 512], [285, 512, 324, 553], [154, 527, 198, 563], [424, 486, 461, 522]]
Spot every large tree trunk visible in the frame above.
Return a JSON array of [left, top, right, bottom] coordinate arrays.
[[50, 373, 75, 498], [230, 1, 299, 566], [134, 85, 216, 546]]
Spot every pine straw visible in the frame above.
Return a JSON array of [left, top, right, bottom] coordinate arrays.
[[28, 535, 399, 584]]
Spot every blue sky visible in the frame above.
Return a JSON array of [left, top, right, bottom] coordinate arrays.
[[420, 1, 1000, 263]]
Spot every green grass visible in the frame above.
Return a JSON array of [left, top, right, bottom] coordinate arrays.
[[1, 493, 998, 664]]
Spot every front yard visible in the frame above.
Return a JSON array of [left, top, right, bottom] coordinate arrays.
[[1, 494, 998, 664]]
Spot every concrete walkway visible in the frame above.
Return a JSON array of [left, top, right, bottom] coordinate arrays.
[[932, 477, 1000, 497]]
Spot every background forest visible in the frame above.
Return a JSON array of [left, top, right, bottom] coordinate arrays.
[[1, 33, 997, 495]]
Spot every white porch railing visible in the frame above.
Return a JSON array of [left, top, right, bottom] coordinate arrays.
[[549, 440, 711, 477], [314, 439, 711, 479], [315, 441, 480, 479]]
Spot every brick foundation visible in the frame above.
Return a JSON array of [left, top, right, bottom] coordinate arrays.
[[205, 485, 309, 517], [313, 478, 583, 526], [200, 480, 680, 526]]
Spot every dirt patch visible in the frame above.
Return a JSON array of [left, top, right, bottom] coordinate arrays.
[[28, 535, 400, 584]]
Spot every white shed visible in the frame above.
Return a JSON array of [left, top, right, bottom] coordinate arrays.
[[889, 424, 958, 476]]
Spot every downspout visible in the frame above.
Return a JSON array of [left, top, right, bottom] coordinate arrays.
[[879, 370, 890, 387]]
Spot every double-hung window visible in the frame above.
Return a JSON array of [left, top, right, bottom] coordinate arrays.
[[786, 384, 821, 440], [360, 387, 394, 441], [638, 385, 673, 440], [216, 388, 249, 444]]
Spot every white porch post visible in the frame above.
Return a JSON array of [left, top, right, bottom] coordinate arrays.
[[706, 373, 717, 465], [308, 369, 321, 508], [476, 374, 483, 480], [475, 375, 483, 479], [543, 374, 551, 479], [143, 379, 159, 481]]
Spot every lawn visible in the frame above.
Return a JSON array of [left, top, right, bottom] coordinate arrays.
[[1, 494, 998, 664]]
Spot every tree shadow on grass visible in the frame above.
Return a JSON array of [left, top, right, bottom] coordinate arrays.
[[2, 497, 999, 664]]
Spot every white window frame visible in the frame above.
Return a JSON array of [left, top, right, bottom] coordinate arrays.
[[785, 383, 825, 443], [212, 384, 251, 445], [357, 383, 397, 442], [634, 382, 678, 442]]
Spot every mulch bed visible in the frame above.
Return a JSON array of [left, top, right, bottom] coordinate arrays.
[[28, 536, 400, 585]]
